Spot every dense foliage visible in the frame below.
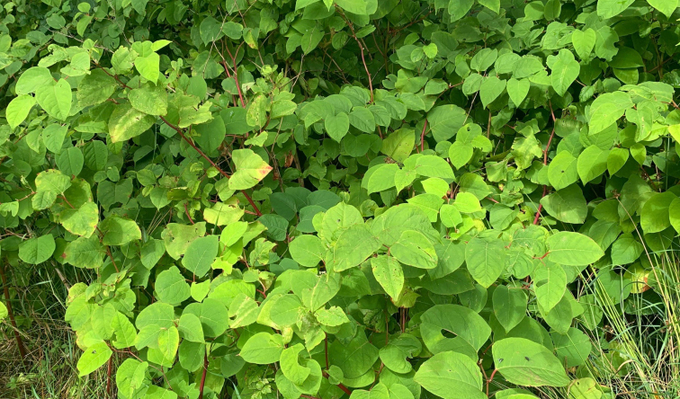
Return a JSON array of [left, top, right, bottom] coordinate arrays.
[[2, 0, 680, 397]]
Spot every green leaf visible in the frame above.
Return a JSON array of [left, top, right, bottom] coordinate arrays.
[[6, 95, 36, 129], [56, 146, 84, 177], [182, 235, 218, 277], [548, 151, 578, 190], [597, 0, 635, 18], [577, 145, 608, 184], [572, 29, 597, 60], [547, 49, 580, 96], [420, 304, 491, 353], [16, 67, 53, 95], [134, 52, 160, 83], [64, 235, 105, 269], [0, 302, 7, 321], [371, 255, 404, 300], [240, 332, 284, 364], [77, 69, 118, 107], [607, 147, 629, 176], [493, 338, 569, 387], [61, 202, 98, 238], [43, 124, 68, 154], [547, 232, 604, 266], [363, 163, 399, 194], [100, 215, 142, 246], [480, 76, 506, 108], [36, 79, 72, 121], [108, 103, 156, 143], [228, 149, 273, 190], [281, 344, 311, 385], [325, 112, 350, 142], [128, 83, 168, 116], [448, 0, 474, 21], [289, 235, 326, 267], [200, 17, 224, 45], [335, 0, 368, 14], [19, 235, 56, 264], [77, 342, 112, 377], [532, 262, 567, 312], [540, 185, 588, 224], [156, 266, 191, 306], [640, 192, 676, 234], [493, 285, 527, 332], [328, 224, 381, 272], [646, 0, 677, 17], [381, 128, 415, 163], [414, 351, 486, 399], [507, 78, 530, 107], [587, 92, 632, 135], [391, 230, 438, 269], [465, 236, 507, 288]]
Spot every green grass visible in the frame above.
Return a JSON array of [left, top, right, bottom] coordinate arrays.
[[0, 263, 113, 399]]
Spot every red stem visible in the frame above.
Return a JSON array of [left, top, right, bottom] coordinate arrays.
[[420, 120, 428, 152], [198, 352, 208, 399]]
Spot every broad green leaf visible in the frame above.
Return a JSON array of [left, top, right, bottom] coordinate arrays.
[[640, 191, 676, 234], [36, 79, 72, 121], [77, 342, 112, 377], [420, 304, 491, 353], [43, 124, 68, 154], [228, 149, 273, 190], [414, 351, 486, 399], [547, 232, 604, 266], [480, 76, 506, 108], [371, 255, 404, 300], [56, 146, 84, 177], [597, 0, 635, 18], [363, 163, 399, 193], [493, 285, 527, 332], [182, 235, 219, 277], [548, 151, 578, 190], [240, 332, 284, 364], [108, 103, 156, 143], [572, 29, 597, 60], [507, 78, 530, 107], [577, 145, 608, 184], [77, 69, 118, 107], [551, 328, 591, 367], [465, 236, 507, 287], [532, 262, 567, 312], [61, 202, 98, 238], [134, 52, 160, 83], [327, 224, 381, 272], [64, 235, 105, 269], [16, 67, 53, 95], [381, 128, 415, 163], [325, 112, 350, 141], [646, 0, 677, 17], [289, 235, 326, 267], [100, 215, 142, 246], [6, 95, 36, 129], [281, 344, 311, 385], [156, 266, 191, 306], [129, 83, 168, 116], [391, 230, 438, 269], [19, 235, 56, 264], [548, 49, 580, 96], [540, 185, 588, 224], [493, 338, 569, 387]]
